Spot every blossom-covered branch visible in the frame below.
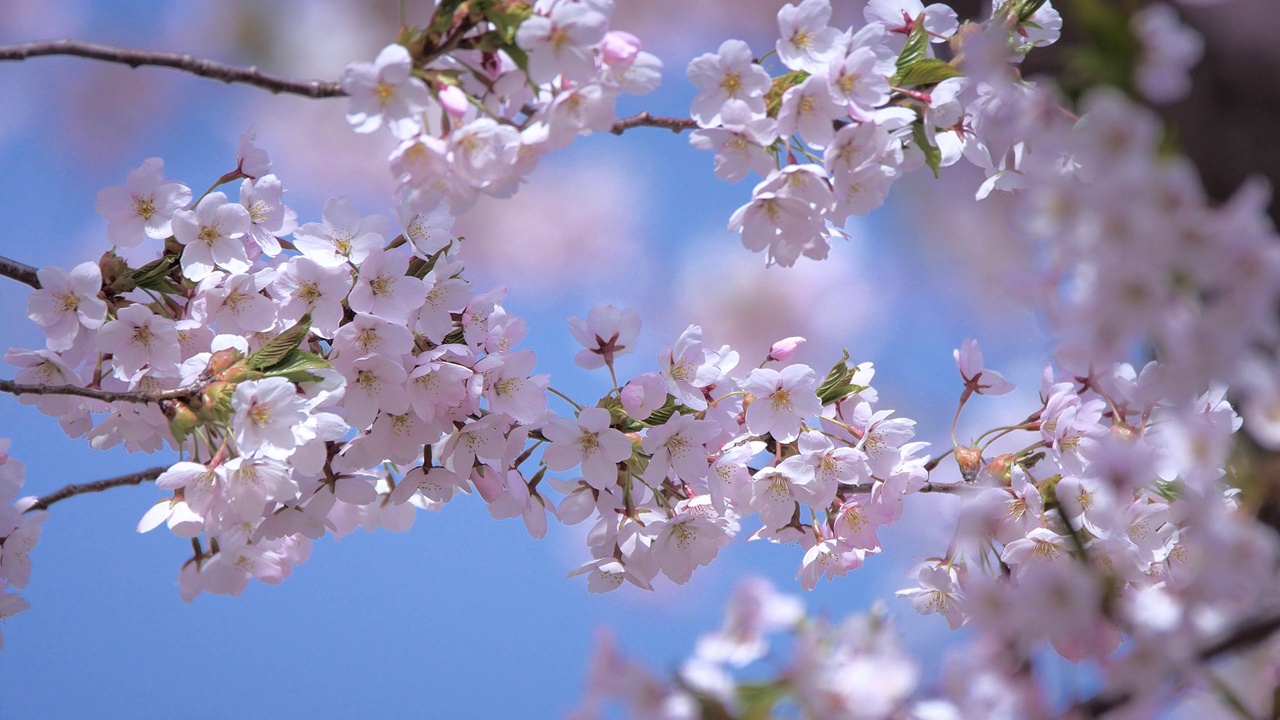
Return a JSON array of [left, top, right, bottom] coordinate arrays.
[[0, 255, 40, 290], [0, 379, 201, 405], [23, 466, 167, 513], [0, 39, 346, 98]]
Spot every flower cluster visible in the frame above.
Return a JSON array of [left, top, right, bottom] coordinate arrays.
[[1000, 86, 1280, 404], [582, 343, 1280, 718], [341, 0, 661, 222], [688, 0, 1061, 266], [8, 136, 559, 599], [891, 350, 1280, 708], [0, 441, 42, 650], [574, 577, 920, 719], [8, 127, 938, 601], [554, 317, 931, 592]]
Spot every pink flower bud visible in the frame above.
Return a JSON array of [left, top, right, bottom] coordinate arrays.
[[767, 336, 806, 362], [599, 31, 642, 66], [621, 372, 667, 420], [438, 84, 469, 119]]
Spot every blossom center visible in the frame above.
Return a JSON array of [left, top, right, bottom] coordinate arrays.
[[132, 194, 156, 220], [198, 224, 222, 246], [720, 71, 741, 95], [374, 82, 395, 106], [768, 388, 793, 412]]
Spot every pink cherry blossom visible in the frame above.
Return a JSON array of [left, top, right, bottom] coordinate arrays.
[[27, 262, 106, 351], [341, 44, 432, 138], [542, 407, 632, 490], [94, 157, 191, 248]]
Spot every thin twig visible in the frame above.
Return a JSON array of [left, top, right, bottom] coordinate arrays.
[[917, 481, 979, 494], [0, 255, 40, 289], [0, 39, 346, 98], [24, 466, 167, 513], [610, 111, 698, 136], [0, 378, 200, 405]]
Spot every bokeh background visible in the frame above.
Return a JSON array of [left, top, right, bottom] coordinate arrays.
[[0, 0, 1180, 717]]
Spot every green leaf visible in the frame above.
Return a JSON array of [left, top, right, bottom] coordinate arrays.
[[765, 70, 809, 117], [485, 2, 532, 44], [893, 58, 962, 87], [504, 43, 530, 76], [442, 328, 466, 346], [247, 315, 312, 371], [130, 255, 180, 293], [815, 350, 871, 405], [912, 120, 942, 179], [894, 13, 929, 74], [260, 349, 330, 384], [737, 681, 788, 720], [1014, 0, 1049, 23], [642, 399, 682, 426], [430, 0, 466, 35]]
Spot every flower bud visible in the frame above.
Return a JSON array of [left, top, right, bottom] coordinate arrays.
[[620, 372, 667, 420], [217, 365, 255, 384], [768, 336, 806, 363], [984, 452, 1016, 484], [199, 381, 236, 422], [954, 444, 983, 482], [1109, 422, 1137, 442], [99, 251, 133, 294], [600, 31, 641, 66], [438, 84, 469, 119], [206, 348, 244, 376], [167, 402, 200, 442]]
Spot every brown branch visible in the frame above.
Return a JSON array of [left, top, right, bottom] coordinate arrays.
[[0, 39, 346, 99], [610, 111, 698, 136], [918, 481, 980, 494], [0, 378, 199, 405], [24, 466, 167, 513], [0, 255, 40, 289]]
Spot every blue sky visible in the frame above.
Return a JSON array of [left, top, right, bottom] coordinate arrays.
[[0, 2, 1062, 717]]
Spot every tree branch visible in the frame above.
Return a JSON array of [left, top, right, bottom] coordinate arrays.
[[610, 111, 698, 136], [0, 255, 40, 289], [0, 378, 200, 405], [918, 481, 980, 494], [0, 39, 346, 99], [24, 466, 167, 513], [1073, 606, 1280, 718]]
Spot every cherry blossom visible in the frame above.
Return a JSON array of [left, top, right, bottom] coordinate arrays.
[[687, 39, 772, 126], [542, 407, 632, 490], [171, 192, 253, 281], [94, 157, 192, 248], [567, 304, 641, 372], [26, 262, 106, 351], [740, 364, 822, 443], [341, 43, 432, 138]]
